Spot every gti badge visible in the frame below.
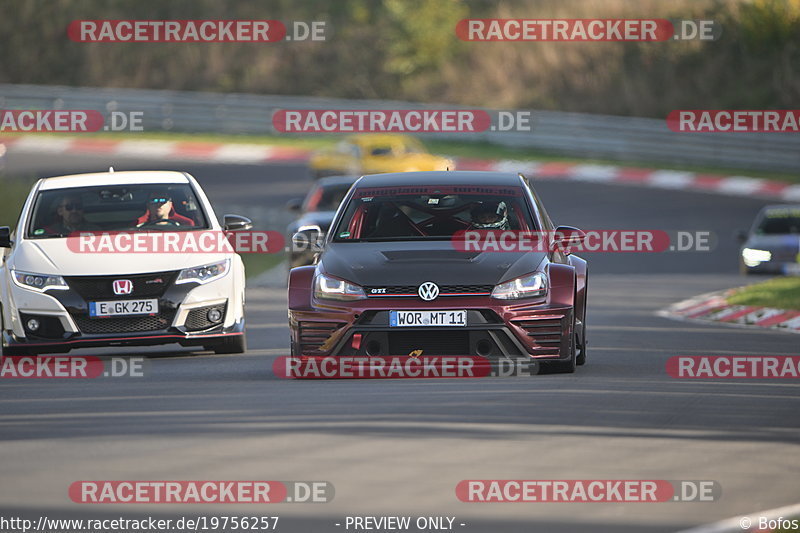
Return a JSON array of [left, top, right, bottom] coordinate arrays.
[[418, 281, 439, 301], [112, 279, 133, 295]]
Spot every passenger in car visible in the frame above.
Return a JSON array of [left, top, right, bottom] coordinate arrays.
[[44, 195, 99, 234]]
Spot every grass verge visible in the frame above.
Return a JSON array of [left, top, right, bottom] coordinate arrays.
[[727, 277, 800, 311], [241, 252, 285, 280], [0, 176, 36, 228]]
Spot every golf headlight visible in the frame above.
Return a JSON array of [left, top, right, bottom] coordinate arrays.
[[742, 248, 772, 267], [176, 259, 230, 284], [492, 272, 548, 300], [11, 270, 68, 292], [314, 273, 366, 301]]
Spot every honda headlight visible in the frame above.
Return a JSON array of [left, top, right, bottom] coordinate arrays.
[[11, 270, 68, 292], [176, 259, 230, 285], [491, 272, 548, 300], [314, 273, 366, 301]]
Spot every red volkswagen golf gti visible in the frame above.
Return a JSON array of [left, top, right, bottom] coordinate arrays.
[[287, 171, 588, 373]]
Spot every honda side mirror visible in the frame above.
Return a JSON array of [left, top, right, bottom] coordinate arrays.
[[223, 214, 253, 231], [0, 226, 12, 248]]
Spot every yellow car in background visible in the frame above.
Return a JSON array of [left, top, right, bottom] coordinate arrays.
[[308, 134, 453, 179]]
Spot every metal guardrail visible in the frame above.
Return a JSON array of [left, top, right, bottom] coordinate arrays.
[[1, 83, 798, 172]]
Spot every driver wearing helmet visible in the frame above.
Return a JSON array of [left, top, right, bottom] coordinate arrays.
[[470, 201, 509, 230], [136, 191, 195, 227]]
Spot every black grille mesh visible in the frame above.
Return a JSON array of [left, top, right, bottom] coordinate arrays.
[[65, 271, 177, 300], [298, 321, 346, 354], [367, 285, 493, 297], [185, 304, 227, 331], [72, 310, 176, 335], [512, 317, 563, 354], [20, 313, 65, 339]]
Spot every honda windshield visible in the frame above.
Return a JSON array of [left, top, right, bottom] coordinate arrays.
[[27, 183, 209, 238]]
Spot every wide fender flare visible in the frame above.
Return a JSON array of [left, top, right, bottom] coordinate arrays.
[[288, 265, 316, 311], [548, 263, 576, 308], [0, 266, 8, 331], [568, 254, 588, 320]]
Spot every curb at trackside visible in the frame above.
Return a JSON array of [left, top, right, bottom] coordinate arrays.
[[2, 134, 800, 201], [657, 288, 800, 334], [0, 135, 313, 163]]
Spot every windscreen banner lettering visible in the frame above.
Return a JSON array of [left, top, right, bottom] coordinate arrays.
[[354, 186, 523, 198]]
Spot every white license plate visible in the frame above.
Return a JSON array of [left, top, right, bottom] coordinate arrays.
[[390, 310, 467, 327], [89, 299, 158, 317]]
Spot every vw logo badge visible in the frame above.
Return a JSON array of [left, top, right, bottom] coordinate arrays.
[[418, 282, 440, 301]]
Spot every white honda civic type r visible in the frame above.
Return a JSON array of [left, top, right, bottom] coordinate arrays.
[[0, 170, 250, 355]]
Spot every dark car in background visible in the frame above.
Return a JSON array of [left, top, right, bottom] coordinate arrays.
[[288, 171, 589, 373], [738, 205, 800, 275], [286, 175, 357, 268]]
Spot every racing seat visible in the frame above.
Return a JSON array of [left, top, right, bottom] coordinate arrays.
[[366, 203, 419, 238]]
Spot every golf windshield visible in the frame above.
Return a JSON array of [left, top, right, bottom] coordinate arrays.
[[332, 185, 536, 241]]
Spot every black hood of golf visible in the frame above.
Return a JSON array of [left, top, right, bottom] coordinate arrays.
[[320, 241, 546, 287]]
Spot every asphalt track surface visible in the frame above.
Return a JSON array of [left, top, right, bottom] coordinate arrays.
[[1, 152, 798, 533]]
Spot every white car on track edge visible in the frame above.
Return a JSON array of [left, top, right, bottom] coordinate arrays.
[[0, 170, 250, 355]]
